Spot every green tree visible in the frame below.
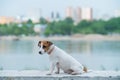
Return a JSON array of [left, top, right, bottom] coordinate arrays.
[[104, 17, 120, 34], [74, 20, 93, 34], [0, 24, 8, 35], [39, 17, 47, 24], [44, 18, 74, 36], [64, 17, 74, 23], [44, 21, 56, 36], [90, 20, 106, 34]]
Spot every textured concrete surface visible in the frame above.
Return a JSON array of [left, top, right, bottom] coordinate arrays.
[[0, 70, 120, 80]]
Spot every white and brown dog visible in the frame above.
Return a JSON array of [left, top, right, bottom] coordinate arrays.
[[38, 40, 87, 75]]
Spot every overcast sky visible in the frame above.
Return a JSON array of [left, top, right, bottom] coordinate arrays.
[[0, 0, 120, 19]]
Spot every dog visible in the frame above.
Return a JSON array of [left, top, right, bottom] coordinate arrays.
[[38, 40, 87, 75]]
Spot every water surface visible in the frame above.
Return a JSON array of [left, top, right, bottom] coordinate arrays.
[[0, 40, 120, 71]]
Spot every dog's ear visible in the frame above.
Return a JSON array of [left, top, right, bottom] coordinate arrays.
[[47, 41, 53, 46], [38, 41, 41, 46]]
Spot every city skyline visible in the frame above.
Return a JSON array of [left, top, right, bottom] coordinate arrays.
[[65, 7, 92, 22], [0, 0, 120, 19]]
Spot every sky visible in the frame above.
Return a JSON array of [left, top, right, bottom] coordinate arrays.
[[0, 0, 120, 19]]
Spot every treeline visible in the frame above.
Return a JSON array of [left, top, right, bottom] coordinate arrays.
[[0, 20, 35, 36], [0, 17, 120, 36], [44, 17, 120, 36]]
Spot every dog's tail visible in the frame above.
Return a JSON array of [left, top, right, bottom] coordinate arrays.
[[83, 66, 87, 72], [83, 66, 93, 73]]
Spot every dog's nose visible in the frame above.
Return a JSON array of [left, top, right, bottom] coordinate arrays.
[[39, 51, 42, 54]]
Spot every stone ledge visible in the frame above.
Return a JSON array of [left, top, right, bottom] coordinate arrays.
[[0, 70, 120, 80]]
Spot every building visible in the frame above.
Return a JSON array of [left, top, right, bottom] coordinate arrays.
[[50, 11, 61, 22], [27, 8, 41, 23], [81, 8, 92, 21], [75, 7, 82, 23], [65, 7, 93, 23], [51, 11, 54, 19], [0, 16, 17, 24], [115, 9, 120, 17], [65, 7, 73, 18]]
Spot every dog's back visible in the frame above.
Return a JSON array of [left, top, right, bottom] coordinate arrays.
[[50, 46, 85, 73]]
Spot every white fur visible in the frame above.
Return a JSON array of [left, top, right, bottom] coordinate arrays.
[[39, 43, 85, 75]]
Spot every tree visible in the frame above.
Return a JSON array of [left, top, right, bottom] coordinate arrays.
[[44, 18, 74, 36], [90, 20, 106, 34], [44, 21, 56, 36], [104, 17, 120, 34], [74, 20, 93, 34], [64, 17, 74, 24], [39, 17, 47, 24], [0, 17, 120, 36]]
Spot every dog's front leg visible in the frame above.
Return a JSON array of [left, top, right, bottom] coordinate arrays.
[[47, 63, 55, 75], [55, 62, 60, 74]]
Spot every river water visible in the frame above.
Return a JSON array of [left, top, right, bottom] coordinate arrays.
[[0, 40, 120, 71]]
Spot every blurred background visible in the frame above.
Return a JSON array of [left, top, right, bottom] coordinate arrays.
[[0, 0, 120, 71]]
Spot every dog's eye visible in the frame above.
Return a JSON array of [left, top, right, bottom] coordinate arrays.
[[43, 45, 46, 48]]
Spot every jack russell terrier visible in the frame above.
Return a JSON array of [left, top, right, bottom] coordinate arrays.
[[38, 40, 87, 75]]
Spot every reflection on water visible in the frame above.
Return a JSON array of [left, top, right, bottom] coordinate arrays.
[[0, 40, 34, 54], [54, 41, 92, 54], [0, 40, 120, 71]]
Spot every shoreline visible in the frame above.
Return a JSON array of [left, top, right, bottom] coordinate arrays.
[[0, 34, 120, 41]]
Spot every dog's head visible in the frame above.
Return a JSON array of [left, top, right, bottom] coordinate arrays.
[[38, 41, 53, 55]]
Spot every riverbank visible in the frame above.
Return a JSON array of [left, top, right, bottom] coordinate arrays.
[[0, 70, 120, 80], [0, 34, 120, 41]]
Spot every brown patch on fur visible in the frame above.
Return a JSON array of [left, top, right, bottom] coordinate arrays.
[[38, 41, 53, 52], [83, 66, 87, 72]]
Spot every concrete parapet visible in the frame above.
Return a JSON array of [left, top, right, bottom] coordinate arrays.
[[0, 70, 120, 80]]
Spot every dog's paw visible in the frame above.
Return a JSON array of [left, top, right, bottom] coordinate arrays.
[[46, 73, 52, 75], [55, 71, 59, 74], [71, 72, 79, 75]]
